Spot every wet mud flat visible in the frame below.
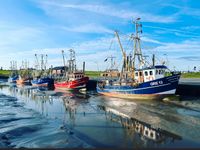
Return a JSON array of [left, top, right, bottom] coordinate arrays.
[[0, 93, 92, 148], [0, 80, 200, 148]]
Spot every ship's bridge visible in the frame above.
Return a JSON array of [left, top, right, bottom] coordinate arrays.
[[134, 65, 168, 83], [68, 72, 84, 81]]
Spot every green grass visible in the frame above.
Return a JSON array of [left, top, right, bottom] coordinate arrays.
[[1, 70, 200, 78], [0, 70, 11, 77], [85, 71, 102, 77], [181, 72, 200, 78]]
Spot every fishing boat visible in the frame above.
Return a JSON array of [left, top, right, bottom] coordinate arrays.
[[8, 61, 18, 83], [8, 75, 18, 83], [31, 77, 54, 87], [16, 76, 32, 85], [100, 56, 120, 78], [97, 18, 181, 100], [16, 60, 32, 85], [31, 54, 54, 87], [54, 49, 89, 90], [8, 75, 19, 83]]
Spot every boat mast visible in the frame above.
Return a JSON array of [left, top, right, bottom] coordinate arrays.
[[61, 50, 67, 76], [41, 54, 44, 70], [68, 49, 76, 73], [115, 31, 127, 72], [44, 54, 48, 70], [34, 54, 40, 70], [132, 18, 145, 70], [115, 31, 129, 81], [105, 55, 116, 70]]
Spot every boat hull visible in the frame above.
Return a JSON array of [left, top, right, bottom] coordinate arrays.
[[54, 77, 89, 90], [97, 73, 181, 100], [8, 76, 18, 83], [31, 77, 54, 87], [16, 78, 32, 85]]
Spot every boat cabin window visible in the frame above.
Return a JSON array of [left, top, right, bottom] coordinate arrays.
[[156, 70, 158, 75], [156, 69, 165, 75], [135, 72, 138, 76], [145, 71, 148, 76], [150, 71, 153, 75]]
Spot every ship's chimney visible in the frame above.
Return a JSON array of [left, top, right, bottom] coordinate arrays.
[[83, 61, 85, 73], [152, 54, 155, 67]]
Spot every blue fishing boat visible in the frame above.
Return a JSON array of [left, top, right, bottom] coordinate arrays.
[[8, 75, 18, 83], [31, 77, 54, 87], [97, 18, 181, 100], [31, 54, 54, 87], [8, 61, 19, 83]]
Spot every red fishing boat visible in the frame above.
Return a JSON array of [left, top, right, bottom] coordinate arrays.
[[54, 49, 89, 90], [54, 72, 89, 90]]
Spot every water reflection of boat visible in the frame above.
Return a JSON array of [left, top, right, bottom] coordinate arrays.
[[98, 105, 182, 143], [62, 91, 89, 114], [61, 90, 90, 129]]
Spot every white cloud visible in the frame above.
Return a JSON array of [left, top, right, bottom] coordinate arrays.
[[62, 23, 113, 34], [141, 36, 163, 45], [36, 1, 177, 23], [0, 36, 122, 70], [181, 25, 200, 31], [153, 40, 200, 53]]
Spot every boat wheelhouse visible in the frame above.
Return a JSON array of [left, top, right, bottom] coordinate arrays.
[[134, 65, 168, 83]]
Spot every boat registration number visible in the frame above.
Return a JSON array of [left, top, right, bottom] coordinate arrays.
[[150, 81, 163, 86]]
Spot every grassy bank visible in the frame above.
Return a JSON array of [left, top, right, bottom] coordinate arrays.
[[181, 72, 200, 78], [0, 70, 103, 78], [85, 71, 102, 77], [1, 70, 200, 78], [0, 70, 11, 77]]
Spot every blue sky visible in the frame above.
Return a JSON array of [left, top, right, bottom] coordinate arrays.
[[0, 0, 200, 71]]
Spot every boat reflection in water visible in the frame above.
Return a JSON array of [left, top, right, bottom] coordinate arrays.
[[98, 105, 182, 144], [61, 89, 90, 118], [2, 83, 188, 148]]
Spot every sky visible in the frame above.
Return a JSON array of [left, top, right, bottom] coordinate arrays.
[[0, 0, 200, 71]]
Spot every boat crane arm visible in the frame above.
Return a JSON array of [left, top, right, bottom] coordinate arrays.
[[114, 31, 128, 71]]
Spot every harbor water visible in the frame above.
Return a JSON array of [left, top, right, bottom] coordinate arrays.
[[0, 79, 200, 148]]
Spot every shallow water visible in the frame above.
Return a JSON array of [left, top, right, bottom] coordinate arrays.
[[0, 80, 200, 148]]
